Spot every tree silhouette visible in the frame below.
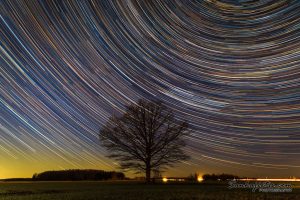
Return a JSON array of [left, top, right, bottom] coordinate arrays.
[[32, 170, 125, 181], [99, 99, 190, 182]]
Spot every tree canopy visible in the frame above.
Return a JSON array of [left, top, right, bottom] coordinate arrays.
[[99, 99, 190, 182]]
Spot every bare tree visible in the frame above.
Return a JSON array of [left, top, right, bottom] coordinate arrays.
[[99, 99, 190, 182]]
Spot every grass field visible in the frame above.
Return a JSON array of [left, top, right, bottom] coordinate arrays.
[[0, 181, 299, 200]]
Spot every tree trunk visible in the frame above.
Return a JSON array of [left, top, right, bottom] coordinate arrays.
[[146, 165, 151, 183]]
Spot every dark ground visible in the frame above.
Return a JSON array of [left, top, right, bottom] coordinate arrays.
[[0, 181, 299, 200]]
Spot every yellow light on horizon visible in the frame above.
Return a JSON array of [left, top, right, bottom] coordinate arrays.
[[162, 177, 168, 182], [197, 175, 203, 182]]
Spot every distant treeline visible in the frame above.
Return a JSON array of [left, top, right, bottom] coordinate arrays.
[[32, 169, 125, 181], [186, 173, 240, 182], [202, 173, 239, 181], [2, 178, 32, 182]]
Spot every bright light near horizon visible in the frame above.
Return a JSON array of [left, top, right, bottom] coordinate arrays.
[[162, 177, 168, 182], [197, 175, 203, 182]]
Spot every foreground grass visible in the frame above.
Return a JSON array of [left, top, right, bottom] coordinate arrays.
[[0, 181, 299, 200]]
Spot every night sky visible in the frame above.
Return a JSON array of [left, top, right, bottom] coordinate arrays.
[[1, 0, 300, 179]]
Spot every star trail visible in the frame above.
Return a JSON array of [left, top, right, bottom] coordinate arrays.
[[1, 0, 300, 178]]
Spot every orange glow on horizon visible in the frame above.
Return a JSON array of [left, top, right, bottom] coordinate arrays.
[[197, 175, 203, 182], [163, 177, 168, 182]]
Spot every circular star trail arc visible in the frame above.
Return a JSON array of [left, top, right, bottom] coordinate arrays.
[[1, 0, 300, 178]]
